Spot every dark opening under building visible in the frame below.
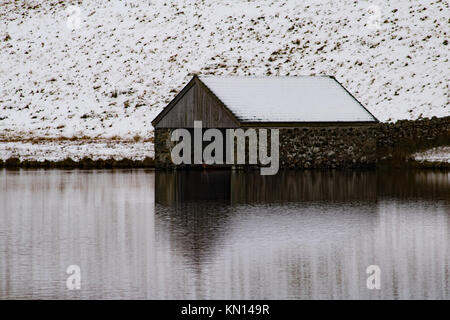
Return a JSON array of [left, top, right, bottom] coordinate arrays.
[[152, 75, 379, 169]]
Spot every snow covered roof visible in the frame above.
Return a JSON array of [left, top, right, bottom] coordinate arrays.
[[199, 76, 378, 123]]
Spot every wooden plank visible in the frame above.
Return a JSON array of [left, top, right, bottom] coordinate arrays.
[[152, 76, 197, 127], [155, 78, 240, 128]]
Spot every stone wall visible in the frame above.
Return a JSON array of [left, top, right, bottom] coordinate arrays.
[[154, 116, 450, 169], [154, 128, 175, 168], [376, 116, 450, 162], [155, 126, 378, 169], [279, 126, 378, 168], [280, 116, 450, 168]]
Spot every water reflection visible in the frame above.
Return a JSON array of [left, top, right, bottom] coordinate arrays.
[[0, 169, 449, 299], [156, 170, 378, 204], [156, 169, 450, 204]]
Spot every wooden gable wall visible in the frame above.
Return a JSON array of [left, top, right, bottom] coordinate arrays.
[[154, 80, 239, 128]]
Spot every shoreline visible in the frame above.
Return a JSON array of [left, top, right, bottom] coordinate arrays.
[[0, 157, 155, 169], [1, 157, 448, 170]]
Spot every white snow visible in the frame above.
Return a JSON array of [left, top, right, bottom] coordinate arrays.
[[199, 76, 378, 122], [413, 146, 450, 163], [0, 0, 448, 145], [0, 140, 154, 161]]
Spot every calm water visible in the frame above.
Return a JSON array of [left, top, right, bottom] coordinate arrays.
[[0, 169, 449, 299]]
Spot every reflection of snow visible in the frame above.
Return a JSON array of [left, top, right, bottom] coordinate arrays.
[[0, 140, 154, 161], [205, 201, 450, 299], [413, 146, 450, 163]]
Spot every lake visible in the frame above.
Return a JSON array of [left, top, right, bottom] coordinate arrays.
[[0, 169, 449, 299]]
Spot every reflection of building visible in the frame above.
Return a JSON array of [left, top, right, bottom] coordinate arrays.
[[155, 170, 378, 206], [156, 169, 450, 206], [152, 75, 379, 169], [155, 170, 380, 270], [155, 170, 231, 205], [153, 170, 450, 299], [229, 170, 377, 203]]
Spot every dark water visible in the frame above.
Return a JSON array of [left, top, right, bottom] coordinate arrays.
[[0, 169, 449, 299]]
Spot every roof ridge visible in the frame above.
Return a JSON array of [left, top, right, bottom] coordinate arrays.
[[199, 75, 333, 79]]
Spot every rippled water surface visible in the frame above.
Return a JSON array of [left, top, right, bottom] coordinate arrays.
[[0, 169, 449, 299]]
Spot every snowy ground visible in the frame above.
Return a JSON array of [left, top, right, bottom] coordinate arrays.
[[0, 0, 448, 160], [413, 146, 450, 163], [0, 139, 154, 161]]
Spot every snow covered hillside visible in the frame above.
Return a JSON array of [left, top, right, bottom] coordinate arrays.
[[0, 0, 448, 141]]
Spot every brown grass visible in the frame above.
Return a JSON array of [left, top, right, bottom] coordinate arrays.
[[0, 133, 155, 144]]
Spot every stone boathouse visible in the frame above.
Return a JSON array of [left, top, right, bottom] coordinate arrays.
[[152, 75, 380, 169]]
